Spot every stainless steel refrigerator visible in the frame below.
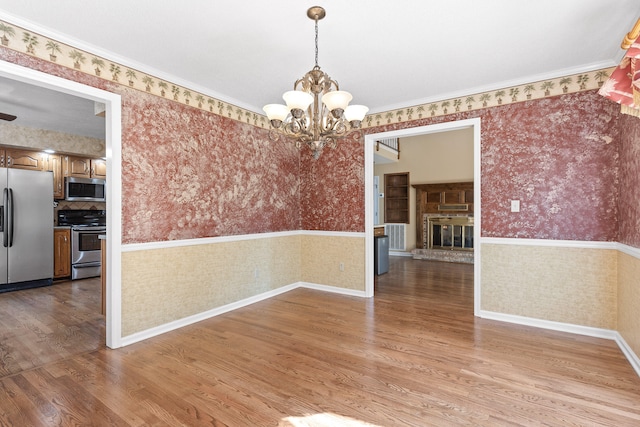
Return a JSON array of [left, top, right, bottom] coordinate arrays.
[[0, 168, 53, 292]]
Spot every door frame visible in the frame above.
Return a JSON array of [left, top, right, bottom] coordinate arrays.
[[0, 60, 123, 348], [364, 117, 482, 315]]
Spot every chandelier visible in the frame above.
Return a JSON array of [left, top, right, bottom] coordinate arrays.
[[263, 6, 368, 159]]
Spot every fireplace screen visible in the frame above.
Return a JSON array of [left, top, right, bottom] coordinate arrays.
[[428, 216, 474, 250]]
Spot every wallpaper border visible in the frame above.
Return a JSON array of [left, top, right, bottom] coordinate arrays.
[[0, 18, 614, 131]]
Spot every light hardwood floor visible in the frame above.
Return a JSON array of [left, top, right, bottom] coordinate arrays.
[[0, 258, 638, 426]]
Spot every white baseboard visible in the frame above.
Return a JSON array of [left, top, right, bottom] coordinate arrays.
[[121, 287, 640, 380], [479, 310, 618, 339], [121, 283, 298, 346], [390, 251, 413, 257], [298, 282, 368, 297], [614, 332, 640, 378], [480, 310, 640, 377], [121, 282, 367, 346]]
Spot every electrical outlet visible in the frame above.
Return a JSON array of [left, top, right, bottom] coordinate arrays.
[[511, 200, 520, 212], [339, 262, 345, 271]]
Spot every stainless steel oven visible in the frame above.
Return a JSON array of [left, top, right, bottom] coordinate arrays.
[[58, 210, 106, 280], [71, 225, 105, 280]]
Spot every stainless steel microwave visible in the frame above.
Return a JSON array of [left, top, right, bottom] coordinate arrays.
[[64, 177, 106, 202]]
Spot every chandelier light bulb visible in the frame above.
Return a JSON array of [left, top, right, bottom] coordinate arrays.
[[344, 105, 369, 123], [283, 90, 314, 118], [263, 104, 289, 127], [321, 90, 352, 113]]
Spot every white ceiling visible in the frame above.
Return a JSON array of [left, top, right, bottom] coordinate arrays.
[[0, 0, 638, 139], [0, 76, 106, 139]]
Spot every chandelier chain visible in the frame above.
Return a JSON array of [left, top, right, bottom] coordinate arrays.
[[314, 18, 319, 68]]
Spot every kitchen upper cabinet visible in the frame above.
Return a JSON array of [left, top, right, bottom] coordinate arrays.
[[91, 159, 107, 180], [53, 228, 71, 279], [64, 156, 106, 179], [0, 149, 104, 199], [64, 155, 92, 178], [5, 149, 47, 171], [46, 154, 64, 199]]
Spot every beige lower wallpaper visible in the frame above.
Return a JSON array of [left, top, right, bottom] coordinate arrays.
[[481, 243, 617, 329], [301, 234, 366, 291], [618, 252, 640, 358], [121, 233, 366, 337], [121, 235, 301, 336]]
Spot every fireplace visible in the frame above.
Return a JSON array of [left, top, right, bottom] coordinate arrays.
[[427, 216, 474, 250], [411, 182, 475, 263]]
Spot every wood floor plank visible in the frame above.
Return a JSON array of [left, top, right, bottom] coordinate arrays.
[[0, 258, 638, 426]]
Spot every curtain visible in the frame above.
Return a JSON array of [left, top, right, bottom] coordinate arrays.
[[599, 33, 640, 117]]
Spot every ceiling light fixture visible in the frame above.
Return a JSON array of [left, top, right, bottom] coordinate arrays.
[[263, 6, 368, 159]]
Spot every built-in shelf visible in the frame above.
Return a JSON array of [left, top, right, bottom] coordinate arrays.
[[384, 172, 410, 224]]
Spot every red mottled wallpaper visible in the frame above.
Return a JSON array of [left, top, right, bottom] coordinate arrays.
[[479, 91, 620, 241], [618, 114, 640, 248], [299, 133, 365, 231], [121, 90, 300, 243], [362, 91, 621, 241]]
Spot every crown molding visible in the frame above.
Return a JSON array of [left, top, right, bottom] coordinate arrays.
[[0, 14, 615, 133]]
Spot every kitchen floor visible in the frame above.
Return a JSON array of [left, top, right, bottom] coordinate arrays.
[[0, 278, 105, 379]]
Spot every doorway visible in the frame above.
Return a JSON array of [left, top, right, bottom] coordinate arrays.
[[364, 118, 482, 315], [0, 60, 123, 348]]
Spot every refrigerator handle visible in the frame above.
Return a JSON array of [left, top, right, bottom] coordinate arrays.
[[2, 188, 7, 247], [6, 188, 13, 248]]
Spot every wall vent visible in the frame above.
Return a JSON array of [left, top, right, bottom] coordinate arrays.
[[385, 224, 406, 251]]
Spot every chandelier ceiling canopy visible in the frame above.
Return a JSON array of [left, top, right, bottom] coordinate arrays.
[[263, 6, 368, 159]]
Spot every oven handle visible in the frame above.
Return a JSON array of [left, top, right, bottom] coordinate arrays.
[[73, 262, 102, 268]]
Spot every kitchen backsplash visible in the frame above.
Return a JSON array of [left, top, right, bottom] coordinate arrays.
[[54, 201, 106, 225]]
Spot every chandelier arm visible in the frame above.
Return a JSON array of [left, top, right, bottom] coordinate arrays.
[[321, 118, 349, 138]]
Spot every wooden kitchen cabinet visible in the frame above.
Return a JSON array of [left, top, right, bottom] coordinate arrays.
[[46, 154, 64, 199], [5, 148, 47, 171], [64, 155, 92, 178], [54, 228, 71, 279], [64, 155, 106, 179], [91, 158, 107, 179]]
